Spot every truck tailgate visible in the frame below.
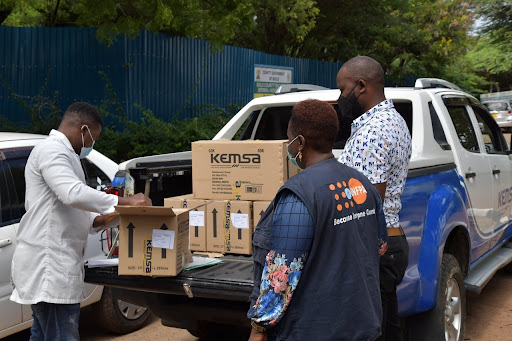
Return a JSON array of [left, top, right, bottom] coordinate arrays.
[[85, 255, 254, 302]]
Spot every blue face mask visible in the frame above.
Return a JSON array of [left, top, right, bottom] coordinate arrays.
[[79, 125, 95, 159], [287, 135, 301, 169]]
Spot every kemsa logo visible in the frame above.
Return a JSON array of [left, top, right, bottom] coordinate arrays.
[[210, 153, 261, 164], [144, 240, 152, 273]]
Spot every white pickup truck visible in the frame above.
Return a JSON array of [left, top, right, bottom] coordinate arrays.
[[86, 78, 512, 341]]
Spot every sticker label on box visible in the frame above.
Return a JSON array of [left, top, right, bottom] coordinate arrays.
[[189, 211, 205, 227], [231, 213, 249, 229], [152, 229, 175, 249]]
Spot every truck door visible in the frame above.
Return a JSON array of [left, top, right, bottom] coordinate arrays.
[[0, 159, 22, 332], [443, 96, 494, 260], [470, 103, 512, 248]]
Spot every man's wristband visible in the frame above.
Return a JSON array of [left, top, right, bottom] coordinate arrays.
[[251, 321, 266, 333]]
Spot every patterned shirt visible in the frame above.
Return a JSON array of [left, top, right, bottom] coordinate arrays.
[[338, 99, 412, 228], [248, 190, 314, 327]]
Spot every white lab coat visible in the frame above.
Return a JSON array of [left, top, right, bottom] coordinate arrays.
[[10, 130, 118, 304]]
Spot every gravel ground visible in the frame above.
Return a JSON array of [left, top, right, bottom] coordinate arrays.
[[4, 269, 512, 341]]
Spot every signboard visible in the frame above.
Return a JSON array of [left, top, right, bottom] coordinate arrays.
[[254, 65, 293, 98]]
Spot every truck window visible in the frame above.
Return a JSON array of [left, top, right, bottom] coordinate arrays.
[[446, 105, 480, 153], [393, 101, 413, 136], [4, 157, 27, 220], [0, 148, 32, 225], [472, 105, 508, 153], [253, 106, 293, 140], [81, 158, 112, 190], [429, 102, 450, 150], [237, 111, 260, 140], [0, 161, 12, 226]]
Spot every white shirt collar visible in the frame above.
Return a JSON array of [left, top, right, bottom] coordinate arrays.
[[49, 129, 76, 154]]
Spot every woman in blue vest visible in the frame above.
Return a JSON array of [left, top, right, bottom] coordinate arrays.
[[248, 99, 388, 341]]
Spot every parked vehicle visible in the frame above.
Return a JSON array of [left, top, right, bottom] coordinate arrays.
[[0, 132, 150, 338], [86, 78, 512, 341], [483, 100, 512, 132]]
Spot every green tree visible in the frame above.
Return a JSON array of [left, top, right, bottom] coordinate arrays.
[[468, 0, 512, 91], [230, 0, 319, 57], [0, 0, 256, 46], [387, 0, 477, 88]]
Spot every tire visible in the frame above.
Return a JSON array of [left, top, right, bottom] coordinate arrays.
[[405, 254, 466, 341], [93, 287, 151, 334]]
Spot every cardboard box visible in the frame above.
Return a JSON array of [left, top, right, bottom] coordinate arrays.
[[253, 201, 272, 226], [163, 194, 194, 208], [192, 140, 299, 201], [206, 200, 253, 255], [164, 195, 210, 252], [117, 206, 190, 276]]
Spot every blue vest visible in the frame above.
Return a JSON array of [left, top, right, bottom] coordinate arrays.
[[251, 158, 383, 341]]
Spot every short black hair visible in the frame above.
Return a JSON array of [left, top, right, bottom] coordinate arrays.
[[290, 99, 339, 153], [63, 102, 103, 127], [342, 56, 384, 86]]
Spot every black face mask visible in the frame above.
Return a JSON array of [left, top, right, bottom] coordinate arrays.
[[337, 82, 364, 120]]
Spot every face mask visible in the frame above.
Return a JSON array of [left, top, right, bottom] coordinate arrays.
[[287, 135, 301, 169], [337, 82, 364, 120], [79, 125, 95, 159]]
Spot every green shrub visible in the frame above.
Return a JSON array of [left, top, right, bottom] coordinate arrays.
[[0, 70, 241, 163], [93, 104, 237, 163]]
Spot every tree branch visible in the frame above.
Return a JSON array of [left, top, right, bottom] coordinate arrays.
[[50, 0, 61, 26]]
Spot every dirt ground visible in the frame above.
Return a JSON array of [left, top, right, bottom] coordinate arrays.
[[4, 269, 512, 340], [465, 269, 512, 340]]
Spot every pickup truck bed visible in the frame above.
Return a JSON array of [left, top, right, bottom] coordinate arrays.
[[86, 255, 254, 337], [85, 255, 253, 301]]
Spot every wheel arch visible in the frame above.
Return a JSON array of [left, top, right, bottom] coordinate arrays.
[[443, 226, 470, 277], [415, 183, 469, 313]]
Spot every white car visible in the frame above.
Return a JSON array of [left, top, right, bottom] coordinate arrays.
[[483, 100, 512, 132], [0, 132, 150, 338]]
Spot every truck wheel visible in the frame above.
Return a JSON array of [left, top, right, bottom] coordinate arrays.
[[405, 254, 466, 341], [93, 287, 151, 334]]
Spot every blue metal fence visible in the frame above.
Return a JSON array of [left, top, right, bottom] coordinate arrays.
[[0, 27, 349, 125]]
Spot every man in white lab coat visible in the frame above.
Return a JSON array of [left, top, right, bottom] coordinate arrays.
[[10, 102, 151, 341]]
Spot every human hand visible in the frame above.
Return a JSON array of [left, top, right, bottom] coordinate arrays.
[[92, 211, 119, 228], [248, 328, 267, 341], [379, 242, 388, 256], [118, 193, 152, 206]]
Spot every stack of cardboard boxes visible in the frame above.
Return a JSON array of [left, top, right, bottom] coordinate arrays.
[[166, 140, 298, 255], [116, 140, 297, 276]]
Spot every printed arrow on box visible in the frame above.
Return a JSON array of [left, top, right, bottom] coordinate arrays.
[[160, 224, 168, 259], [212, 208, 218, 238], [127, 223, 135, 258], [237, 210, 243, 240], [193, 208, 199, 238]]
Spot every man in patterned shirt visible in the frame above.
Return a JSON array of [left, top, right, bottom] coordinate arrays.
[[337, 56, 412, 341]]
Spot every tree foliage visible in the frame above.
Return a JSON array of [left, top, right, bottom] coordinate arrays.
[[0, 0, 255, 46], [468, 0, 512, 91], [1, 0, 510, 92], [230, 0, 319, 57]]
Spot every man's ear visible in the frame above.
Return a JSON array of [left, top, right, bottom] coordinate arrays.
[[358, 79, 367, 94]]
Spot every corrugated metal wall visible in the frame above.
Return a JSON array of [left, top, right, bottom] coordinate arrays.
[[0, 26, 345, 124]]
